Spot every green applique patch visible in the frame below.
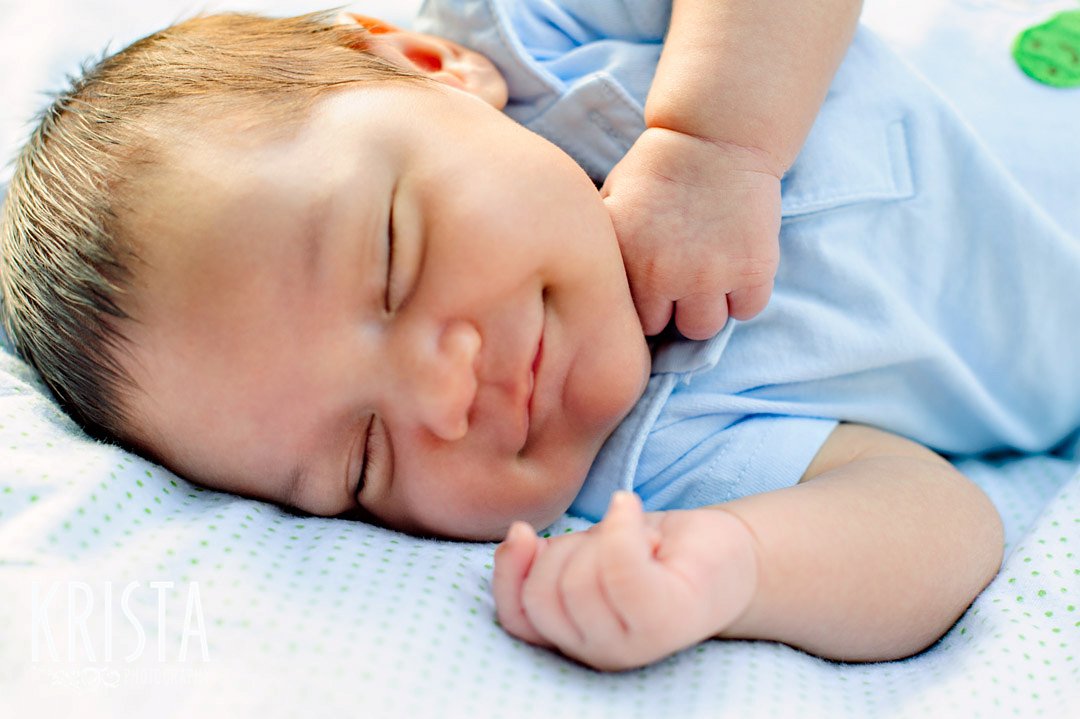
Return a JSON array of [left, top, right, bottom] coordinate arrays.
[[1012, 9, 1080, 88]]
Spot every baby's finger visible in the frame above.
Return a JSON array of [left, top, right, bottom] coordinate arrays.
[[674, 292, 730, 341], [596, 493, 667, 635], [518, 531, 591, 651], [555, 534, 628, 658], [627, 281, 674, 337], [493, 522, 552, 647], [727, 280, 774, 322]]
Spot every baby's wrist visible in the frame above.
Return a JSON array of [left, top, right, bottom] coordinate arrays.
[[640, 125, 786, 180], [696, 506, 761, 640]]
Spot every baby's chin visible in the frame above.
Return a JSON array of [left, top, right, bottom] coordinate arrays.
[[462, 465, 592, 542], [471, 509, 571, 543]]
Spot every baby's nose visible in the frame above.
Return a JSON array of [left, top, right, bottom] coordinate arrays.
[[402, 319, 481, 442]]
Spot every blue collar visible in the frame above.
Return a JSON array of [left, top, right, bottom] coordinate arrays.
[[416, 0, 564, 113], [651, 322, 737, 376], [416, 0, 651, 181]]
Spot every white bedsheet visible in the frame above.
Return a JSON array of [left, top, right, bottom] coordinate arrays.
[[2, 2, 1079, 717]]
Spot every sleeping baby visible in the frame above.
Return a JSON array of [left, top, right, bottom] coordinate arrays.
[[4, 1, 1080, 672]]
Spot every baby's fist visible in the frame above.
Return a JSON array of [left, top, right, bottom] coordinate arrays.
[[601, 128, 781, 340], [491, 494, 760, 671]]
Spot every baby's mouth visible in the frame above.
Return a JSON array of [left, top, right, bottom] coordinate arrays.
[[527, 334, 543, 416]]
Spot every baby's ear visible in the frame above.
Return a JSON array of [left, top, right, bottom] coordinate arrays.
[[339, 13, 399, 35], [337, 12, 508, 109]]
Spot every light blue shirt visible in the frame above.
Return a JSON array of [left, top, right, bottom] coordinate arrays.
[[417, 0, 1080, 521]]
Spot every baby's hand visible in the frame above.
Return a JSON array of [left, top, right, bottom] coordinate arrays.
[[601, 128, 782, 340], [491, 492, 758, 671]]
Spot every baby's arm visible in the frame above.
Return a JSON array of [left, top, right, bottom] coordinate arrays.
[[647, 0, 864, 174], [493, 424, 1004, 670], [604, 0, 863, 339]]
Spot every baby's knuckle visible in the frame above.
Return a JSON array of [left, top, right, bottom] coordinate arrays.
[[519, 578, 547, 616], [639, 258, 677, 289], [556, 566, 589, 607], [740, 251, 780, 276], [583, 643, 637, 672], [599, 560, 640, 599], [496, 601, 519, 624], [495, 604, 527, 635]]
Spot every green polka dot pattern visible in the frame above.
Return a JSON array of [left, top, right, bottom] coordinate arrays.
[[1, 340, 1078, 718], [1013, 10, 1080, 88]]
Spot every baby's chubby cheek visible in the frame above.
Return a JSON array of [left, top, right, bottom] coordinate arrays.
[[564, 333, 650, 436], [453, 476, 583, 541]]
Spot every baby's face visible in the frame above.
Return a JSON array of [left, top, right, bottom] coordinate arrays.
[[121, 79, 650, 540]]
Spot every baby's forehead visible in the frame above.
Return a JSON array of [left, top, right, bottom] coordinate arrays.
[[131, 112, 314, 235], [152, 104, 297, 169], [126, 82, 433, 297]]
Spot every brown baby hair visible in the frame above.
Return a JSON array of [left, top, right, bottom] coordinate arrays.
[[0, 10, 426, 442]]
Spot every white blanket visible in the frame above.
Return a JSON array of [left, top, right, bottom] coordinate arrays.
[[2, 2, 1078, 716]]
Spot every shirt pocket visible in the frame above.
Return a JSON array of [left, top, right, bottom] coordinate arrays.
[[780, 107, 915, 218]]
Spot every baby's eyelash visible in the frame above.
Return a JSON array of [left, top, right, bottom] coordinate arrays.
[[384, 202, 395, 313]]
